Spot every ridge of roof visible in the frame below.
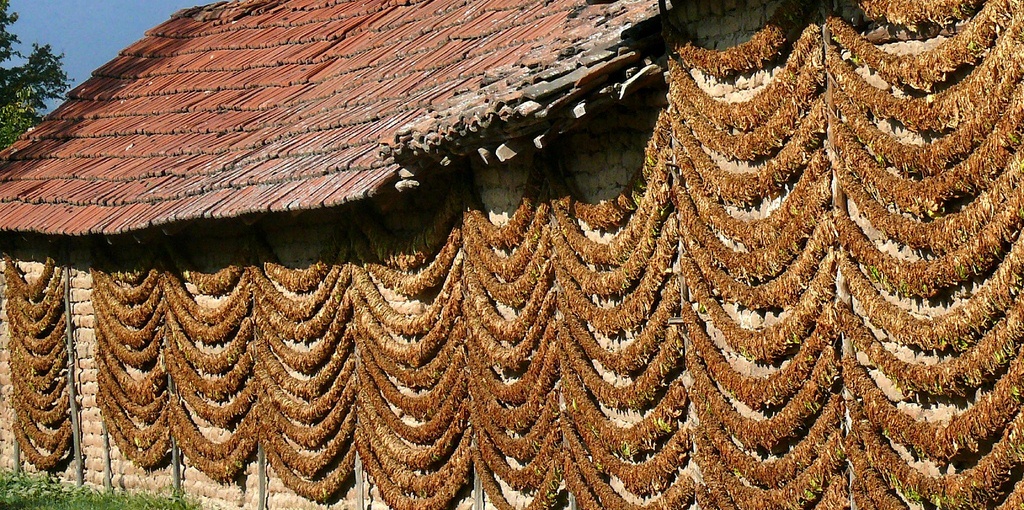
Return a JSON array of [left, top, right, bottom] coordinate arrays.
[[0, 0, 662, 237], [174, 0, 299, 23]]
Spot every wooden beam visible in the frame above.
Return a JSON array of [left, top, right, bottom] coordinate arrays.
[[355, 453, 366, 509], [103, 421, 112, 491], [62, 262, 84, 487], [257, 444, 267, 510], [473, 439, 484, 508], [169, 376, 182, 495], [13, 436, 20, 475]]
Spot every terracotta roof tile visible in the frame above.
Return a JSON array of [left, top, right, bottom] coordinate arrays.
[[0, 0, 659, 235]]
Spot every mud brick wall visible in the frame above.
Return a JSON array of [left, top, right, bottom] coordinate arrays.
[[4, 0, 1024, 508]]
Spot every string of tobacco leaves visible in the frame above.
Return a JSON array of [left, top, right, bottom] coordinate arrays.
[[551, 110, 695, 509], [163, 254, 259, 483], [834, 2, 1024, 507], [664, 0, 850, 503], [253, 252, 357, 502], [349, 184, 474, 510], [92, 263, 170, 469], [463, 167, 568, 510], [4, 256, 72, 470]]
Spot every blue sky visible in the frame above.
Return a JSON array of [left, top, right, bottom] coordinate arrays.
[[9, 0, 205, 110]]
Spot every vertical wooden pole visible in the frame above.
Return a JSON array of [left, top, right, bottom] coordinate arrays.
[[552, 383, 576, 510], [6, 254, 20, 475], [13, 435, 20, 475], [556, 380, 577, 510], [472, 436, 484, 509], [668, 161, 689, 307], [823, 21, 852, 354], [170, 437, 182, 494], [565, 389, 577, 510], [102, 421, 112, 491], [823, 17, 856, 509], [257, 443, 267, 510], [355, 453, 366, 509], [168, 376, 182, 495], [252, 289, 267, 510], [473, 471, 484, 508], [63, 262, 84, 486]]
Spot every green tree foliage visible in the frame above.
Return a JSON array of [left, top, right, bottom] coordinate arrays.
[[0, 0, 68, 148]]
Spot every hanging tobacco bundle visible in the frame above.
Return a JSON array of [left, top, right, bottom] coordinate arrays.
[[463, 169, 568, 510], [664, 0, 851, 501], [669, 24, 825, 133], [847, 397, 1024, 508], [687, 339, 844, 509], [253, 257, 357, 502], [550, 112, 695, 509], [668, 20, 832, 326], [833, 1, 1024, 506], [829, 0, 1011, 93], [3, 256, 72, 471], [350, 185, 473, 510], [855, 0, 987, 26], [665, 0, 815, 79], [164, 256, 259, 483], [92, 262, 170, 469]]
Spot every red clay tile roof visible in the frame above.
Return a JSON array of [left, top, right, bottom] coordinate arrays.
[[0, 0, 659, 236]]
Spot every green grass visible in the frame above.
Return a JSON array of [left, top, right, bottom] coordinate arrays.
[[0, 470, 200, 510]]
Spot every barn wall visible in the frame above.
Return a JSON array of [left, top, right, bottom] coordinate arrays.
[[0, 257, 10, 473], [4, 0, 1024, 509], [668, 0, 1024, 508], [0, 92, 660, 509], [0, 248, 79, 485]]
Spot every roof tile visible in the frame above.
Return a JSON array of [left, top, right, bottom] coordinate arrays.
[[0, 0, 658, 235]]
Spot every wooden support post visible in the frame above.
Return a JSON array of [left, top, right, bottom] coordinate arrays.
[[668, 162, 690, 306], [823, 19, 857, 508], [472, 436, 484, 509], [102, 421, 112, 491], [258, 443, 267, 510], [665, 131, 692, 326], [823, 22, 852, 356], [63, 263, 84, 486], [355, 453, 366, 510], [557, 388, 577, 510], [171, 436, 182, 495], [473, 460, 484, 509], [168, 376, 182, 495], [7, 247, 17, 476]]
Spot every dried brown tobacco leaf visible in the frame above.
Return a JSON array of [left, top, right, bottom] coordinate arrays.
[[666, 0, 814, 79], [668, 25, 824, 132], [857, 0, 988, 31], [4, 256, 72, 471], [828, 0, 1012, 92]]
